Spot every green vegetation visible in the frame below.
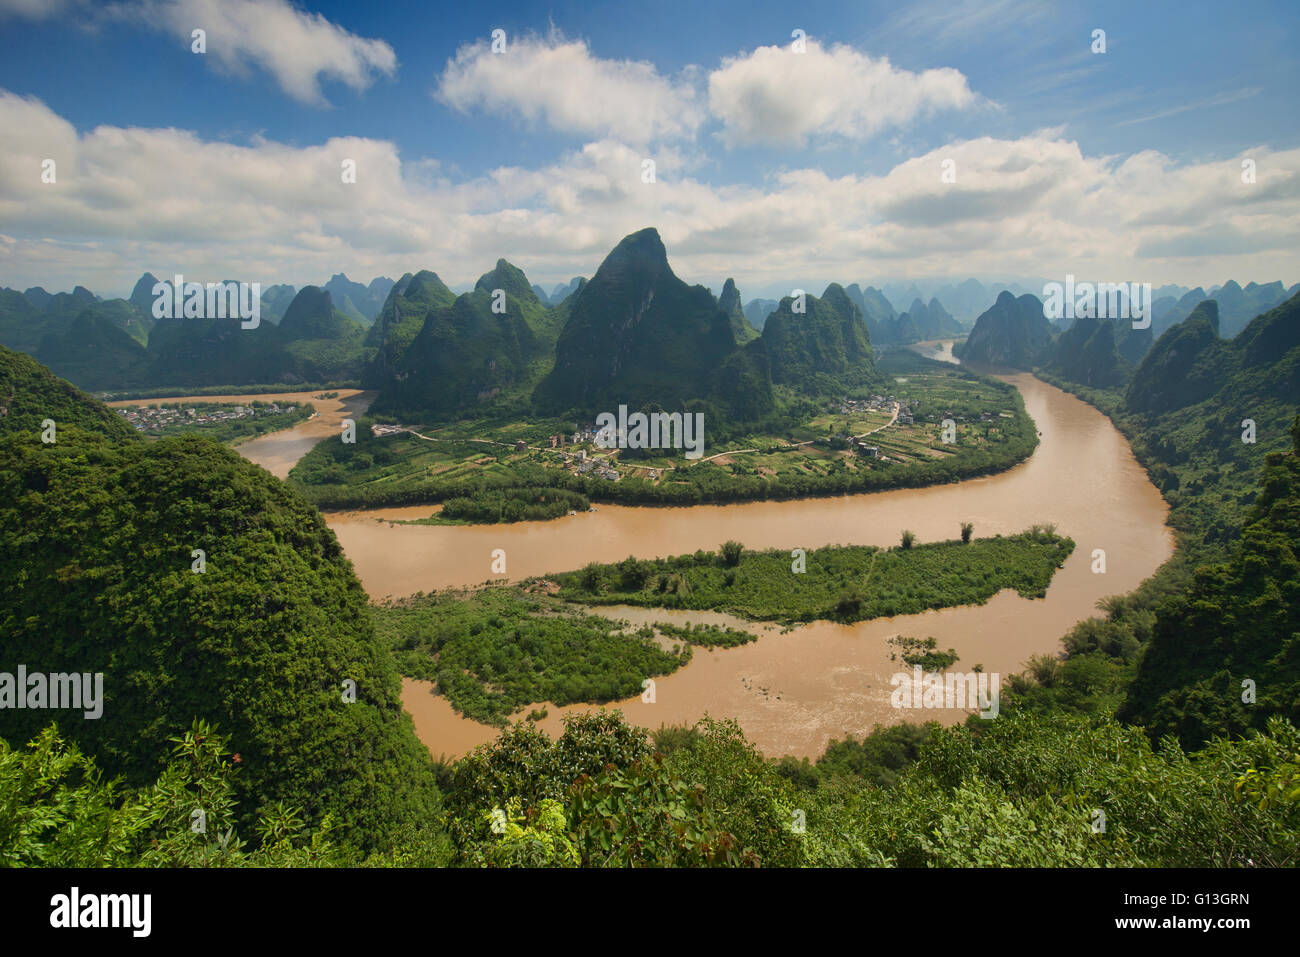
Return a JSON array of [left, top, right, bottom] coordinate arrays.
[[652, 621, 755, 648], [289, 353, 1038, 516], [371, 588, 688, 725], [8, 705, 1299, 867], [439, 487, 589, 524], [0, 345, 138, 441], [550, 531, 1073, 623], [0, 362, 439, 853], [1018, 294, 1300, 746], [1119, 417, 1300, 747], [889, 635, 960, 670], [97, 380, 360, 401]]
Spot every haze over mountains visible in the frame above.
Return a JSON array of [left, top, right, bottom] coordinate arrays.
[[956, 278, 1300, 387], [2, 229, 1296, 411]]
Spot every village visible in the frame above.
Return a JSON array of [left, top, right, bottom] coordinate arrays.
[[361, 372, 1013, 494], [116, 401, 302, 434]]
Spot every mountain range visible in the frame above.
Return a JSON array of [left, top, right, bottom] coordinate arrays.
[[4, 247, 1295, 422]]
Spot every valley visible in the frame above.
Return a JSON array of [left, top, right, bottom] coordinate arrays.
[[188, 346, 1173, 759]]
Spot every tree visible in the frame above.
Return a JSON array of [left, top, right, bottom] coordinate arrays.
[[901, 530, 916, 549], [721, 540, 744, 566], [961, 522, 974, 544]]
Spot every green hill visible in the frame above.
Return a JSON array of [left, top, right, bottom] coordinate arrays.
[[953, 291, 1053, 367], [533, 228, 770, 420], [1119, 416, 1300, 747], [1043, 315, 1153, 389], [761, 282, 877, 393], [363, 270, 457, 388], [0, 345, 137, 441], [371, 260, 557, 418], [0, 352, 439, 851]]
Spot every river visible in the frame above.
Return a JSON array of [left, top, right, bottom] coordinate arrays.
[[212, 345, 1175, 760]]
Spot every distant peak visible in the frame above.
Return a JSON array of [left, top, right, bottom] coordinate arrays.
[[612, 227, 667, 260]]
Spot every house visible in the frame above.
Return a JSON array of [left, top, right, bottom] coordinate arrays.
[[514, 439, 527, 452], [898, 414, 914, 426]]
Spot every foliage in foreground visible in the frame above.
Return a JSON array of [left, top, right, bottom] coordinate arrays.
[[6, 708, 1297, 868]]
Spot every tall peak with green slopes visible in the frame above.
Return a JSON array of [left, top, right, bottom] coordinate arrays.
[[363, 269, 457, 386], [760, 285, 877, 392], [475, 259, 541, 307], [720, 277, 759, 343], [533, 227, 757, 416], [373, 260, 555, 418], [953, 291, 1052, 367], [1124, 300, 1225, 414], [129, 273, 160, 315], [279, 286, 361, 340]]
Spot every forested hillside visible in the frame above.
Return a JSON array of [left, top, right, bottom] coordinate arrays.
[[0, 352, 439, 852]]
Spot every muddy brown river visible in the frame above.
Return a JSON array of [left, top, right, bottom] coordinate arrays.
[[217, 345, 1174, 761]]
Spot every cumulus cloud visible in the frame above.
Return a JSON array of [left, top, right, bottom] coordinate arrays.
[[135, 0, 397, 105], [707, 39, 980, 147], [2, 1, 396, 105], [435, 30, 703, 144], [2, 92, 1297, 296]]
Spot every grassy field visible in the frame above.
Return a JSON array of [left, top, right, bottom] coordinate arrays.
[[291, 353, 1036, 514], [549, 528, 1075, 624]]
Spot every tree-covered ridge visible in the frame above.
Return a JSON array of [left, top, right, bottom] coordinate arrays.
[[370, 260, 560, 419], [1120, 416, 1300, 747], [1042, 314, 1152, 388], [1017, 296, 1298, 749], [0, 425, 438, 852], [0, 283, 376, 392], [550, 531, 1073, 623], [0, 345, 138, 441], [761, 282, 877, 392]]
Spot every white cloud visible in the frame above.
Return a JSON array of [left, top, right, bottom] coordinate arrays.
[[2, 92, 1297, 297], [435, 30, 703, 143], [132, 0, 396, 105], [1, 1, 396, 105], [707, 39, 980, 147]]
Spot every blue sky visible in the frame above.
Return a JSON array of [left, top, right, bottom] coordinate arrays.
[[1, 0, 1297, 298]]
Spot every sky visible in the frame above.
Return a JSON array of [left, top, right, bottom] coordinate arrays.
[[0, 0, 1297, 300]]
